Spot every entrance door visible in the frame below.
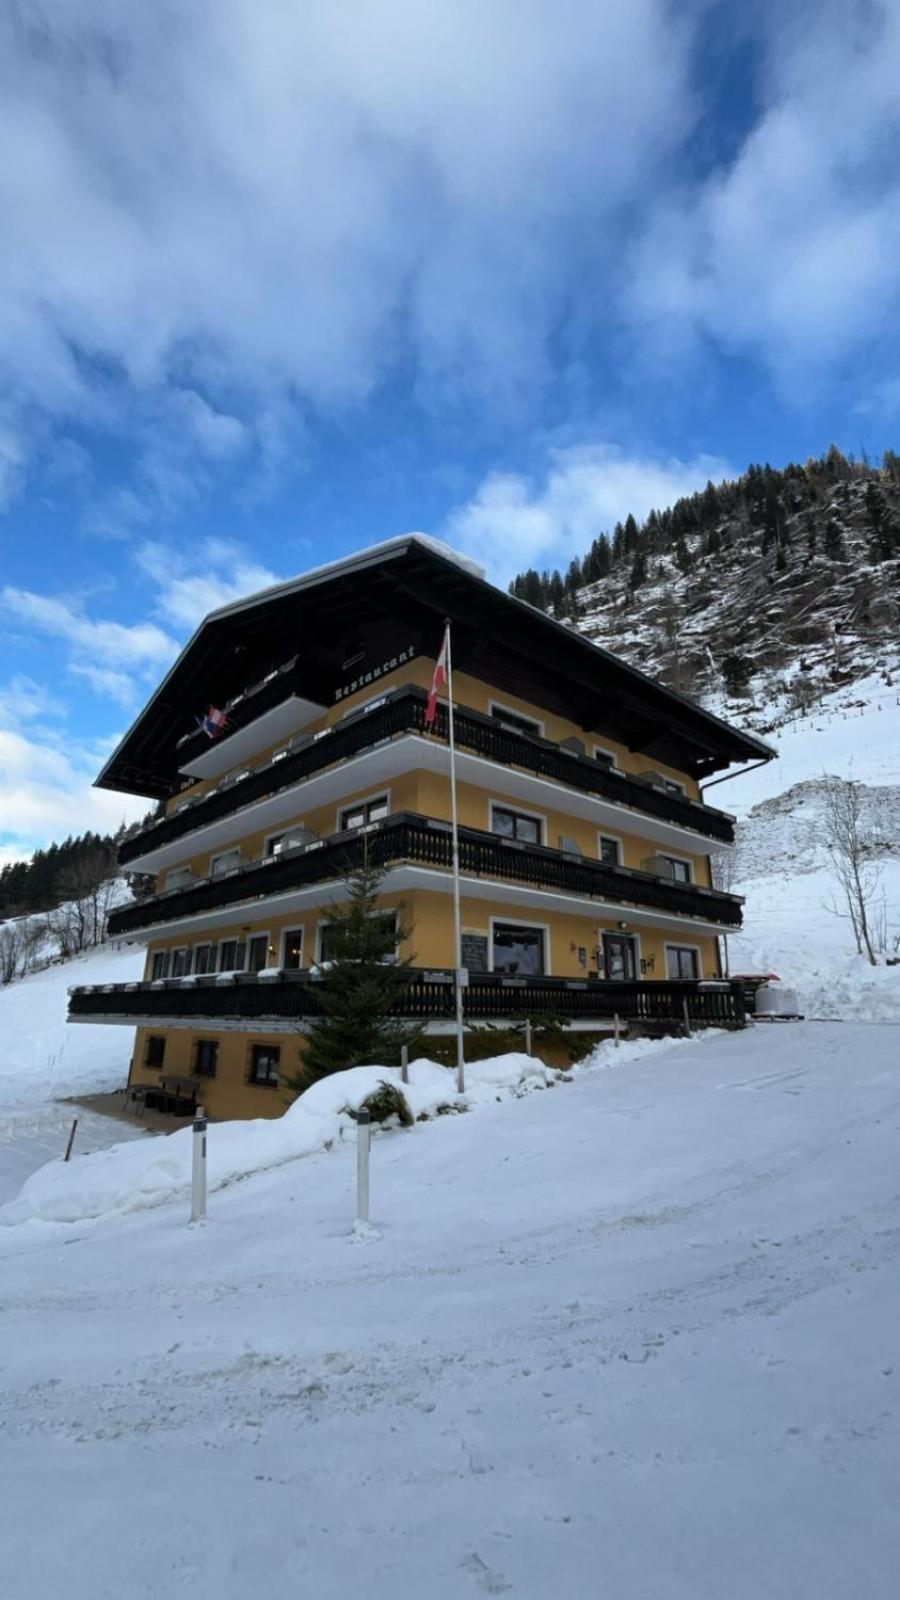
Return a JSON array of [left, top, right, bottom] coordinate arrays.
[[603, 934, 637, 981]]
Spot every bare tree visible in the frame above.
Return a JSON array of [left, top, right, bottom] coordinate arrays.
[[47, 849, 118, 958], [0, 922, 20, 985], [822, 776, 881, 964]]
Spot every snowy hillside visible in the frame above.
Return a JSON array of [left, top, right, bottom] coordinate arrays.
[[0, 942, 143, 1111], [716, 673, 900, 1018]]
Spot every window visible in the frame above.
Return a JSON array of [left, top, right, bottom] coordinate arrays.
[[660, 777, 686, 796], [603, 934, 637, 982], [165, 865, 194, 891], [339, 794, 389, 831], [249, 1043, 280, 1086], [598, 835, 622, 866], [491, 805, 543, 846], [489, 704, 542, 738], [210, 848, 242, 878], [491, 922, 545, 976], [171, 947, 191, 978], [593, 747, 619, 770], [247, 935, 269, 973], [145, 1035, 166, 1067], [218, 939, 247, 972], [265, 833, 285, 857], [660, 855, 692, 884], [150, 950, 169, 981], [193, 943, 215, 975], [194, 1039, 219, 1078], [667, 946, 700, 980], [282, 928, 304, 969]]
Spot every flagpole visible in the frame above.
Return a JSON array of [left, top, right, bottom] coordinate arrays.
[[444, 619, 466, 1094]]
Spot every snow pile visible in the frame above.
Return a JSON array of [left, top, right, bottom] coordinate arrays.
[[0, 1037, 680, 1228], [0, 942, 144, 1110]]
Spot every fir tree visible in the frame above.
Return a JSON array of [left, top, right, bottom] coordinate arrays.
[[623, 513, 640, 555], [612, 521, 625, 562], [674, 536, 692, 574], [296, 858, 426, 1083], [629, 548, 647, 589]]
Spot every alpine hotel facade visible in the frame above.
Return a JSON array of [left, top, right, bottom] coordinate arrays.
[[69, 537, 774, 1119]]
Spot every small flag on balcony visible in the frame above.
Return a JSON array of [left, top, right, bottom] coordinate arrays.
[[425, 626, 449, 727], [196, 705, 229, 740]]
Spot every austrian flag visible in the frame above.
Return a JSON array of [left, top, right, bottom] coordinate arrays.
[[425, 626, 449, 727]]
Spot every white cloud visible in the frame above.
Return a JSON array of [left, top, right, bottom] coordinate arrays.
[[0, 586, 178, 671], [0, 0, 695, 487], [443, 442, 734, 584], [0, 675, 66, 730], [135, 537, 285, 631], [628, 3, 900, 393], [0, 726, 147, 861]]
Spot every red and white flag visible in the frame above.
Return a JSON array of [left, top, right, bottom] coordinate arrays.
[[425, 625, 449, 727]]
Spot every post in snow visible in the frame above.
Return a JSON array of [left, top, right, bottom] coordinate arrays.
[[613, 1012, 620, 1048], [400, 1043, 409, 1084], [191, 1104, 207, 1224], [524, 1017, 533, 1057], [682, 997, 692, 1038], [356, 1108, 371, 1225]]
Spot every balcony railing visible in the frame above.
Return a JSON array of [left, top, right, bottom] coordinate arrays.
[[69, 969, 746, 1029], [108, 811, 743, 940], [118, 686, 735, 866]]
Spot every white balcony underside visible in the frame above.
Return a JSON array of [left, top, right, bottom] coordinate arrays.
[[178, 695, 327, 780], [129, 734, 732, 874], [117, 863, 735, 946]]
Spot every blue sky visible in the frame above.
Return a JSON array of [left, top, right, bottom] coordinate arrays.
[[1, 0, 899, 860]]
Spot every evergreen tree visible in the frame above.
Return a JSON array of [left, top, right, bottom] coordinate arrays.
[[547, 571, 566, 615], [701, 479, 720, 524], [865, 482, 898, 561], [622, 514, 640, 555], [612, 521, 625, 562], [629, 548, 647, 589], [721, 652, 752, 697], [297, 858, 426, 1083]]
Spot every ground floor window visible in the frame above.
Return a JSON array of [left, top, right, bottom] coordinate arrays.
[[193, 1039, 219, 1077], [145, 1035, 166, 1067], [666, 945, 700, 980], [150, 951, 169, 981], [603, 933, 637, 981], [492, 922, 545, 975], [249, 1044, 280, 1086], [247, 934, 269, 973], [282, 928, 304, 969]]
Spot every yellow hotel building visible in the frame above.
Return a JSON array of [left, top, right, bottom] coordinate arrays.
[[69, 537, 774, 1119]]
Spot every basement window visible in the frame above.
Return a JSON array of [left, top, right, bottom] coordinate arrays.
[[193, 1039, 219, 1078], [145, 1035, 166, 1068]]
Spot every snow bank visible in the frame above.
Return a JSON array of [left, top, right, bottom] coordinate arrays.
[[0, 1039, 678, 1228]]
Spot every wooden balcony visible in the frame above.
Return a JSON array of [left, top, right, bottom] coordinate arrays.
[[109, 810, 743, 940], [118, 686, 736, 869], [69, 968, 747, 1029]]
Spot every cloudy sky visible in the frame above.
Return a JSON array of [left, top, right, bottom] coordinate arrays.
[[2, 0, 899, 860]]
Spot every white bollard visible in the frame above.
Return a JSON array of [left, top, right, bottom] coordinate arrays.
[[191, 1105, 207, 1224], [356, 1109, 371, 1225], [613, 1012, 620, 1048], [524, 1017, 533, 1056], [682, 997, 692, 1038], [400, 1043, 409, 1084]]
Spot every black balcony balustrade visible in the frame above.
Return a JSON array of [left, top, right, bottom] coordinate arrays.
[[68, 969, 747, 1029], [118, 687, 735, 866], [108, 811, 743, 940]]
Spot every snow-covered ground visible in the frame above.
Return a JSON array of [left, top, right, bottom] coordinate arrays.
[[2, 1022, 898, 1598]]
